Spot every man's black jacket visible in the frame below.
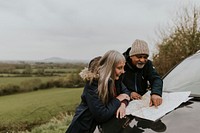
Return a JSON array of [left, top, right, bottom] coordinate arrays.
[[122, 48, 163, 96]]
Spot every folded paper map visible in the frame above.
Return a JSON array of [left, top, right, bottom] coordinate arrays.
[[126, 91, 191, 121]]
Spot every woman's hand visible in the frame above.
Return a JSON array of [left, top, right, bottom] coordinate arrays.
[[116, 103, 126, 119], [116, 94, 130, 102]]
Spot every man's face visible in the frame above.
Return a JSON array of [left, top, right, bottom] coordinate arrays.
[[130, 54, 148, 69]]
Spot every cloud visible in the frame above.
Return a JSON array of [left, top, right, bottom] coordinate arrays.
[[0, 0, 199, 60]]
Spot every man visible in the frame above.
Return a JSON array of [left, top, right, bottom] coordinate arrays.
[[122, 39, 163, 107]]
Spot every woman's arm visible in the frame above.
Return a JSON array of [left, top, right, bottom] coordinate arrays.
[[85, 84, 121, 123]]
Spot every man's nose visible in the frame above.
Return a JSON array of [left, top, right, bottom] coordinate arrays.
[[139, 57, 146, 62]]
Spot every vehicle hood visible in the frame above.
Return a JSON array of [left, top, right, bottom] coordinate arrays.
[[126, 99, 200, 133]]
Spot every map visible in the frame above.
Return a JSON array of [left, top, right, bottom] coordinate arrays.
[[126, 91, 191, 121]]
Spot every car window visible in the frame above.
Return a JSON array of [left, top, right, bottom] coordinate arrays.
[[163, 53, 200, 97]]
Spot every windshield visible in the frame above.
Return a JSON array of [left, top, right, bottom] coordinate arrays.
[[163, 53, 200, 97]]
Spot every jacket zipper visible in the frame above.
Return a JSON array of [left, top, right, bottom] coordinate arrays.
[[135, 73, 138, 92]]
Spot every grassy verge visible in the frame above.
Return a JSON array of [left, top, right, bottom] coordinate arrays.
[[0, 88, 82, 132], [18, 113, 73, 133]]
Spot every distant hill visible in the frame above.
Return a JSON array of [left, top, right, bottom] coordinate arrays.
[[42, 57, 88, 63], [0, 57, 89, 64]]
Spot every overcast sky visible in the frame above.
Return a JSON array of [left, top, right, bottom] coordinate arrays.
[[0, 0, 199, 61]]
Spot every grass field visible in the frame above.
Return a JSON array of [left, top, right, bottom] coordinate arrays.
[[0, 88, 82, 132], [0, 77, 59, 86]]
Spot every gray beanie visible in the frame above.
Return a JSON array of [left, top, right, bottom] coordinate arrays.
[[129, 39, 149, 56]]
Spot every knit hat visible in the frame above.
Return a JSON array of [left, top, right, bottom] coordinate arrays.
[[129, 39, 149, 56]]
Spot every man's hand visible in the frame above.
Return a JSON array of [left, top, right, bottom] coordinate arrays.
[[149, 94, 162, 107], [130, 92, 142, 100]]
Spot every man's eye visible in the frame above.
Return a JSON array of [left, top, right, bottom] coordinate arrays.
[[136, 55, 142, 58], [136, 55, 148, 59]]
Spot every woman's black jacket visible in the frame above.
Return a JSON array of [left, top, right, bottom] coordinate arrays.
[[66, 79, 130, 133]]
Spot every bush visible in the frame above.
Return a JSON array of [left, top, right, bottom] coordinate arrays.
[[153, 5, 200, 76], [20, 79, 42, 92], [0, 84, 20, 96]]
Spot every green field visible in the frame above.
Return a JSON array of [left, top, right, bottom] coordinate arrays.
[[0, 77, 59, 86], [0, 88, 82, 132]]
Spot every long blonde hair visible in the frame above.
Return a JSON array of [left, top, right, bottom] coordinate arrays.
[[98, 50, 125, 104]]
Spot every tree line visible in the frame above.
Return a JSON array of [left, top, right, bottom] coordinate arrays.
[[0, 62, 86, 96], [153, 5, 200, 76]]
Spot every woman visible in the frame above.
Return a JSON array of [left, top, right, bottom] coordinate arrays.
[[66, 50, 130, 133]]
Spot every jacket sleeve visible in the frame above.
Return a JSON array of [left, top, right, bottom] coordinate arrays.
[[85, 83, 121, 123], [120, 81, 131, 96], [121, 83, 131, 106], [118, 81, 131, 106], [146, 61, 163, 96]]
